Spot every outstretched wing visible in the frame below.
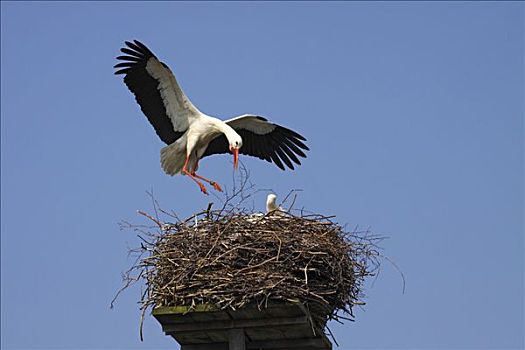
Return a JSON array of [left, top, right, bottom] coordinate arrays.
[[202, 115, 309, 170], [114, 40, 200, 144]]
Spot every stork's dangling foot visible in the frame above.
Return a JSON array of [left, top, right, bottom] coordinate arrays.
[[211, 182, 223, 192], [189, 159, 223, 192], [183, 171, 209, 194], [192, 172, 223, 192]]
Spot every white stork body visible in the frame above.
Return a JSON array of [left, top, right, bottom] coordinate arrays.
[[266, 193, 286, 216], [160, 116, 238, 175], [115, 40, 309, 194]]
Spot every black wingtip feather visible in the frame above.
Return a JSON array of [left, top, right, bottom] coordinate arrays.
[[120, 47, 143, 58], [114, 62, 135, 68], [117, 55, 141, 62], [287, 135, 309, 151], [114, 68, 131, 75], [283, 139, 307, 158], [280, 142, 302, 165], [275, 146, 294, 170], [133, 40, 154, 56], [270, 152, 286, 170], [115, 40, 158, 76], [124, 40, 140, 51], [123, 40, 149, 58], [280, 126, 307, 142]]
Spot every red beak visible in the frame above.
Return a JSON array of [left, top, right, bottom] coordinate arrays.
[[233, 148, 239, 170]]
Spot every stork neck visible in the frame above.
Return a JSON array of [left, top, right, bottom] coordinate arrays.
[[215, 120, 239, 143]]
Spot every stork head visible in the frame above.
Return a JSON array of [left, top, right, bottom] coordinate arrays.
[[228, 136, 243, 170]]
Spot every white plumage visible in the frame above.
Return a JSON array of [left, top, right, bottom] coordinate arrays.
[[115, 40, 309, 194], [265, 194, 282, 213]]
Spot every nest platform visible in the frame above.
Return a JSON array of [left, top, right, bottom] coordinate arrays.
[[153, 301, 332, 350]]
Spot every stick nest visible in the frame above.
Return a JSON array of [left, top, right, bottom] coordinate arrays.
[[122, 207, 381, 334]]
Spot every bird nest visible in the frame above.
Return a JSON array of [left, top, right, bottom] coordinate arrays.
[[114, 193, 382, 340]]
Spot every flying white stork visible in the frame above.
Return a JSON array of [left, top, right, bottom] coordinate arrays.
[[114, 40, 309, 194]]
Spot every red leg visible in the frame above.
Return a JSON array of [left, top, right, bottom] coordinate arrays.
[[182, 156, 208, 194], [191, 172, 223, 192], [188, 158, 223, 192]]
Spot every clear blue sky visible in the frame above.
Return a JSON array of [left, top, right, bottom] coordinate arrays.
[[1, 2, 523, 349]]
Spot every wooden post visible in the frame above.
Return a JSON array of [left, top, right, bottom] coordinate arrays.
[[228, 328, 245, 350], [153, 302, 332, 349]]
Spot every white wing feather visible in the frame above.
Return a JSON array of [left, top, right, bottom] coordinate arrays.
[[224, 115, 277, 135], [145, 58, 201, 132]]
